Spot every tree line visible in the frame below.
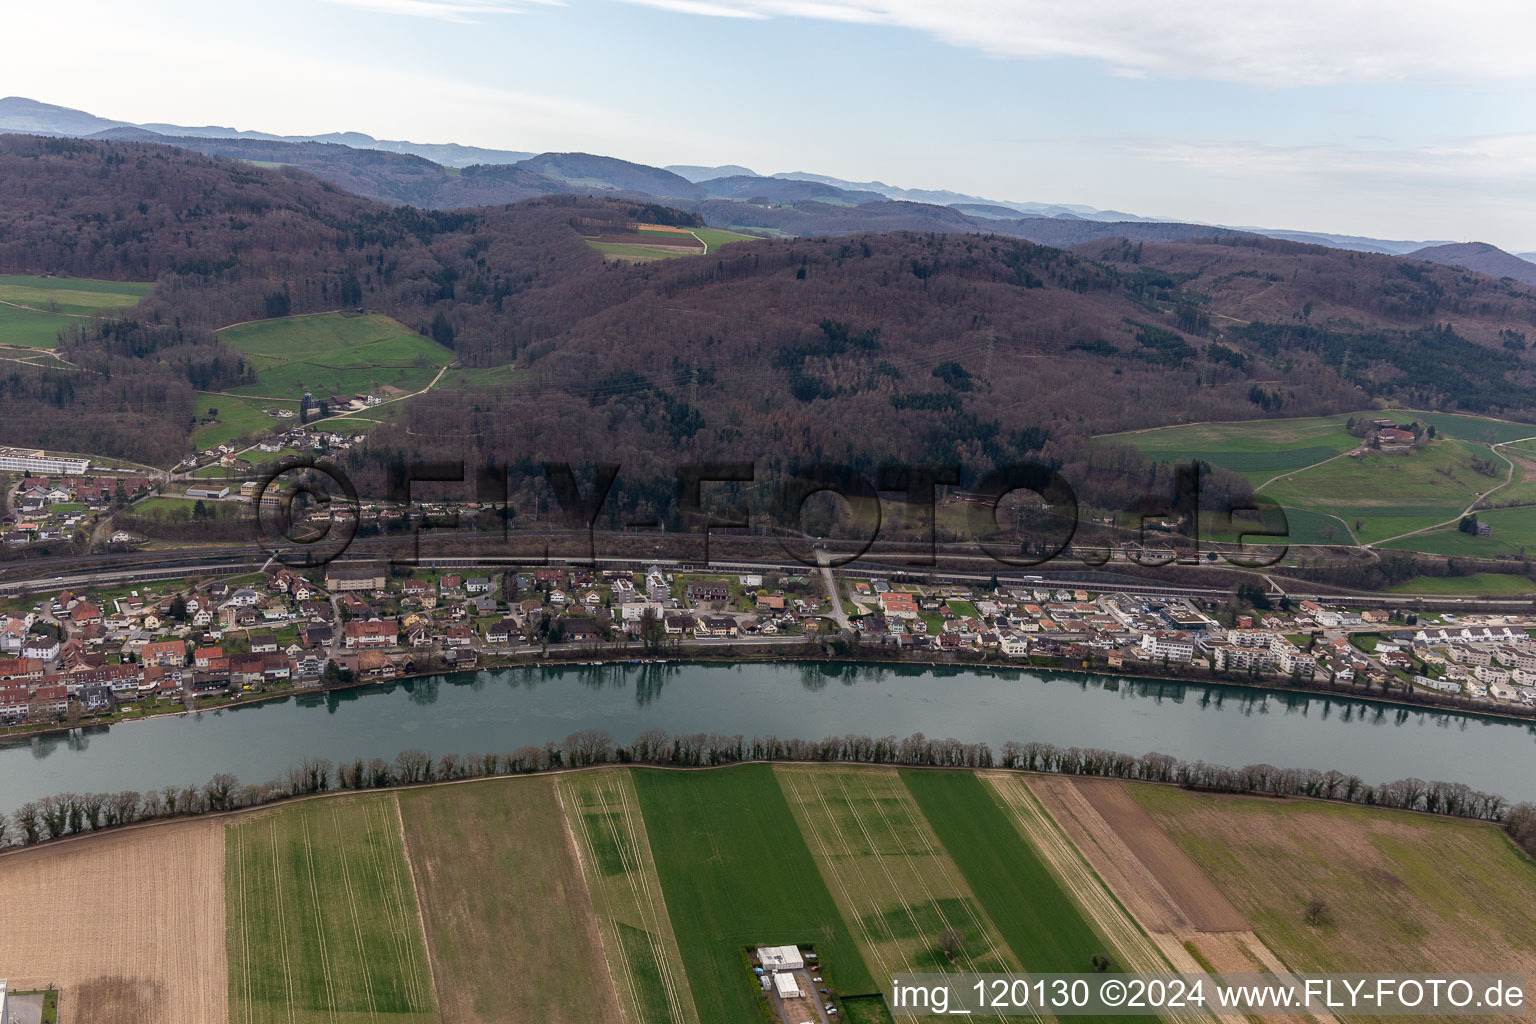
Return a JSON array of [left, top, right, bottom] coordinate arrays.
[[2, 731, 1531, 861]]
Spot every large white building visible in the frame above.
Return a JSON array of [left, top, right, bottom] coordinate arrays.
[[757, 945, 804, 971], [0, 447, 90, 475]]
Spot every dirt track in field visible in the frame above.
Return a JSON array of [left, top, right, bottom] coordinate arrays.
[[0, 818, 228, 1024]]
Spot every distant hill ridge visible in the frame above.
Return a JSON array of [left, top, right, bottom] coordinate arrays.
[[0, 95, 1517, 258], [1406, 242, 1536, 287]]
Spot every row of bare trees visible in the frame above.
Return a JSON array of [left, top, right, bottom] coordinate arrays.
[[2, 731, 1531, 857]]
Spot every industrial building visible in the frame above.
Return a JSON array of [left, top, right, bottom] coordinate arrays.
[[757, 945, 804, 971], [0, 447, 90, 475]]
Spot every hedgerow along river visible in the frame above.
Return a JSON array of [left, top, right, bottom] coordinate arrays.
[[1, 661, 1533, 815]]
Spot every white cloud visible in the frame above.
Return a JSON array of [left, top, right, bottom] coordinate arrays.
[[613, 0, 1536, 85], [323, 0, 559, 20], [1132, 133, 1536, 191]]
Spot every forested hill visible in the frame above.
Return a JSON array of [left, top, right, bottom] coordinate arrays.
[[2, 135, 1536, 497]]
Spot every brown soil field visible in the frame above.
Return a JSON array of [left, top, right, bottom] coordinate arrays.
[[0, 818, 228, 1023], [1029, 777, 1248, 933], [1132, 784, 1536, 1024], [398, 776, 624, 1024]]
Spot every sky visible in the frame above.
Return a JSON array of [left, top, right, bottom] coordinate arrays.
[[7, 0, 1536, 250]]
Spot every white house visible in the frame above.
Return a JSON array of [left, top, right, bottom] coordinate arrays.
[[22, 636, 60, 661]]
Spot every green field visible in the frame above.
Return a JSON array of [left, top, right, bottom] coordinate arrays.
[[1384, 572, 1536, 596], [191, 395, 298, 449], [0, 274, 153, 314], [1262, 438, 1494, 544], [586, 226, 759, 261], [400, 777, 623, 1024], [1101, 414, 1360, 483], [0, 275, 153, 350], [1099, 411, 1535, 548], [218, 313, 453, 400], [776, 765, 1018, 1023], [632, 764, 877, 1021], [901, 771, 1134, 988], [691, 227, 760, 253], [561, 770, 702, 1024], [0, 302, 76, 348], [226, 795, 438, 1024]]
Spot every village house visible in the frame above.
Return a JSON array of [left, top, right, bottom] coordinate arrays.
[[140, 639, 184, 667], [686, 581, 729, 605], [343, 619, 399, 648]]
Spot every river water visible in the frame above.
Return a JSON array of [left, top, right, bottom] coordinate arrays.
[[2, 662, 1533, 814]]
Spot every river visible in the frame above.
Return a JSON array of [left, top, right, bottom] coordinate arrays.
[[2, 662, 1534, 814]]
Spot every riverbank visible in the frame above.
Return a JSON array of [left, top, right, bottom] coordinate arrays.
[[4, 640, 1533, 744]]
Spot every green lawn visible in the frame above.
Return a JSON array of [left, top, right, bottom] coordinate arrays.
[[632, 764, 877, 1021], [225, 795, 438, 1024]]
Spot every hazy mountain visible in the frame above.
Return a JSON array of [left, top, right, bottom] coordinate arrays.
[[1406, 242, 1536, 287], [1519, 252, 1536, 263], [666, 163, 757, 181], [86, 129, 569, 208], [0, 96, 125, 135], [1241, 227, 1450, 255], [0, 96, 533, 167], [696, 175, 885, 204], [0, 96, 1501, 259], [515, 152, 704, 198]]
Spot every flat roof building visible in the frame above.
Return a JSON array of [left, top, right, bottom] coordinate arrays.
[[773, 972, 801, 999], [0, 447, 90, 475], [757, 945, 804, 971]]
